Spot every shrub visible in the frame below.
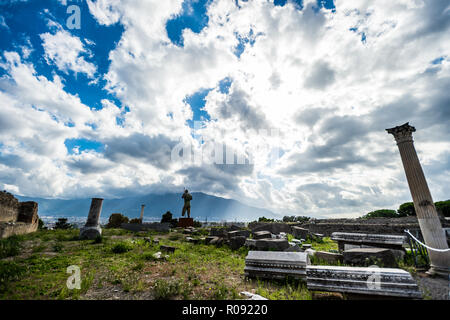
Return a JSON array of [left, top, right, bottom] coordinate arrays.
[[129, 218, 141, 224], [193, 220, 202, 228], [53, 243, 63, 252], [38, 218, 45, 230], [106, 213, 129, 228], [213, 283, 229, 300], [0, 236, 23, 259], [168, 233, 183, 241], [153, 279, 181, 300], [0, 261, 25, 292], [258, 217, 275, 222], [111, 241, 133, 254], [93, 235, 103, 244]]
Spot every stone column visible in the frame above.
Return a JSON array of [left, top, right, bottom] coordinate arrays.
[[80, 198, 103, 240], [140, 204, 145, 222], [386, 123, 449, 276]]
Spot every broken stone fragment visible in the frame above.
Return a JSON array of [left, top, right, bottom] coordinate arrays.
[[305, 248, 316, 258], [343, 247, 398, 268], [153, 252, 162, 259], [160, 245, 176, 253], [284, 244, 303, 252], [315, 251, 343, 263], [227, 230, 250, 239], [205, 236, 218, 244], [255, 238, 289, 251], [240, 291, 268, 300], [252, 230, 272, 240], [229, 236, 246, 250]]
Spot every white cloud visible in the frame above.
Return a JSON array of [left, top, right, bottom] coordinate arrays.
[[40, 26, 97, 78], [1, 0, 449, 218]]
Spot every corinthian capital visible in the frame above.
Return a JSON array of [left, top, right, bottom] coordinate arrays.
[[386, 122, 416, 144]]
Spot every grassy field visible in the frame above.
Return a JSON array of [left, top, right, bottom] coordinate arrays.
[[0, 228, 416, 300]]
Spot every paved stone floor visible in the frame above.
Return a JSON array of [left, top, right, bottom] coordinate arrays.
[[414, 272, 449, 300]]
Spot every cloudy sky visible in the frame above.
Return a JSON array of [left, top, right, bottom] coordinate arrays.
[[0, 0, 449, 219]]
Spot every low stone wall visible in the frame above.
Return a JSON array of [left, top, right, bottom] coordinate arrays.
[[120, 222, 170, 232], [301, 217, 449, 236], [248, 222, 295, 234], [0, 221, 38, 239], [248, 217, 450, 237]]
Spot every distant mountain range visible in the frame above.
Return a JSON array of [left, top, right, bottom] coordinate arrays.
[[17, 192, 278, 223]]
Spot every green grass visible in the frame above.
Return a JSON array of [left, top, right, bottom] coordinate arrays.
[[0, 228, 420, 300], [303, 237, 338, 252], [0, 236, 24, 259], [255, 278, 312, 300]]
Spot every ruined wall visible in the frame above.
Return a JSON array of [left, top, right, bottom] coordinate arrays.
[[0, 191, 39, 238], [0, 191, 19, 223]]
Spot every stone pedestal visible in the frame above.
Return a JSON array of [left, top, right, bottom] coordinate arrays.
[[80, 198, 103, 240], [178, 217, 194, 228], [387, 123, 449, 276]]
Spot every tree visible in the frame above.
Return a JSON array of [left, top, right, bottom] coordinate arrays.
[[397, 202, 415, 217], [363, 209, 398, 219], [161, 211, 178, 228], [435, 200, 450, 218], [258, 216, 274, 222], [283, 215, 311, 223], [54, 218, 73, 229], [106, 213, 129, 228]]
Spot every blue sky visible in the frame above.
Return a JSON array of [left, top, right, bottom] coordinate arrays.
[[0, 0, 448, 218]]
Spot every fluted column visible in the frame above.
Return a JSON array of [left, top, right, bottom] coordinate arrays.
[[80, 198, 103, 240], [387, 123, 449, 276]]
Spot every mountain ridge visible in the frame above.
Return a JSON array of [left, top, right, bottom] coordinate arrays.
[[17, 192, 278, 223]]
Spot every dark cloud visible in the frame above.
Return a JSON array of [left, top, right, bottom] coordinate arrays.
[[410, 0, 450, 38], [280, 94, 433, 176], [296, 183, 362, 209], [103, 133, 179, 170], [304, 61, 336, 90], [176, 164, 243, 194], [216, 86, 269, 130], [65, 157, 114, 174], [0, 153, 35, 171], [295, 107, 330, 127]]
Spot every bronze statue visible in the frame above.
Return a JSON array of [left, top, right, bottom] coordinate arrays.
[[181, 189, 192, 218]]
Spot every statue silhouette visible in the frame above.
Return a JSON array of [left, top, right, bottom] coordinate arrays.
[[181, 189, 193, 218]]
